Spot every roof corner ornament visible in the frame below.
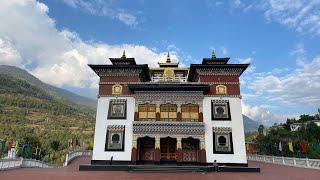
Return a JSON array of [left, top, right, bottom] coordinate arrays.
[[121, 50, 126, 59], [212, 50, 216, 59], [166, 52, 171, 63]]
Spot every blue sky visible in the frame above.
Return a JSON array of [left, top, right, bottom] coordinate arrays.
[[0, 0, 320, 126]]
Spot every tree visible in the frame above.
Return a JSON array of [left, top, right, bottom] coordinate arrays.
[[284, 118, 295, 131], [298, 114, 314, 123], [258, 125, 265, 135], [50, 140, 61, 151]]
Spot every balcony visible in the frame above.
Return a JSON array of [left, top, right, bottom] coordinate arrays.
[[151, 76, 187, 82], [133, 121, 205, 135]]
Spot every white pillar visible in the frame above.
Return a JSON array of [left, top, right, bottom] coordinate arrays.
[[20, 158, 23, 167], [306, 158, 310, 167], [64, 153, 69, 166]]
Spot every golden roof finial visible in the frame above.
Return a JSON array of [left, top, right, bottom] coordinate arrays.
[[121, 50, 126, 59], [166, 52, 171, 63], [212, 50, 216, 59]]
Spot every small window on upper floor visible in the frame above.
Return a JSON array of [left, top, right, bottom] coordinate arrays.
[[211, 100, 231, 121]]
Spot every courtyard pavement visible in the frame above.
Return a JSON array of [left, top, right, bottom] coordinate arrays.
[[0, 157, 319, 180]]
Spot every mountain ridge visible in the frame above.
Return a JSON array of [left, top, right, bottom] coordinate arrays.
[[0, 65, 96, 110], [243, 114, 260, 133]]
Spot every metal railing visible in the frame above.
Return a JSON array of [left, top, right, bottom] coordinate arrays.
[[0, 150, 92, 171], [247, 154, 320, 169], [0, 158, 58, 171], [64, 150, 92, 166]]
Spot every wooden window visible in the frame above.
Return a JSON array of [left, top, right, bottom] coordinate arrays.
[[139, 104, 156, 121], [160, 104, 177, 121], [181, 104, 199, 122]]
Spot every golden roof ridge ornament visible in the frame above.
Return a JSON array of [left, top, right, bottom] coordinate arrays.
[[121, 50, 126, 59], [212, 50, 216, 59], [166, 52, 171, 63]]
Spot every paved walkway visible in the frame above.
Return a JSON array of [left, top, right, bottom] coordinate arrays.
[[0, 157, 319, 180]]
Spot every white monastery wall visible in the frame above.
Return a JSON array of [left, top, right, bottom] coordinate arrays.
[[92, 96, 135, 161], [203, 97, 247, 164]]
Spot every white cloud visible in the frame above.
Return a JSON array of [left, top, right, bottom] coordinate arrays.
[[0, 0, 177, 90], [242, 101, 283, 126], [249, 56, 320, 106], [250, 0, 320, 35], [216, 0, 320, 35], [0, 38, 23, 67], [237, 57, 252, 64], [290, 43, 305, 56], [60, 0, 139, 27]]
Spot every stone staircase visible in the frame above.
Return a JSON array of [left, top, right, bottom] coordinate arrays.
[[129, 165, 210, 173]]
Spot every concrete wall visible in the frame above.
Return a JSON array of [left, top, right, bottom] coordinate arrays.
[[92, 97, 134, 161], [203, 97, 247, 164]]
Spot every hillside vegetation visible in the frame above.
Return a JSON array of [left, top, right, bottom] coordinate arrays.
[[0, 74, 95, 164], [247, 114, 320, 159]]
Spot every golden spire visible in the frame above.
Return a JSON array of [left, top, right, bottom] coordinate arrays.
[[212, 50, 216, 59], [166, 52, 171, 63], [121, 50, 126, 59]]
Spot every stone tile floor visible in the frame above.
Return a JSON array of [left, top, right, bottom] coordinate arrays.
[[0, 157, 319, 180]]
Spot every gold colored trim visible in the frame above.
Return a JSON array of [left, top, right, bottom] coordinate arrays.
[[112, 84, 123, 95]]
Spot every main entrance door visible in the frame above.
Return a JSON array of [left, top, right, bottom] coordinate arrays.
[[160, 137, 177, 160], [138, 137, 155, 161]]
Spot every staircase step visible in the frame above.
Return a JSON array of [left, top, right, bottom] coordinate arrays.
[[130, 168, 206, 173]]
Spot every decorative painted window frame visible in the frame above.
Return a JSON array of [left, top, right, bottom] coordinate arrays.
[[211, 100, 231, 121], [212, 127, 234, 154], [107, 99, 127, 119], [105, 125, 125, 151]]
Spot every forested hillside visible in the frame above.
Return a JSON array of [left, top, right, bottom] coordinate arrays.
[[0, 74, 95, 164], [0, 65, 96, 110]]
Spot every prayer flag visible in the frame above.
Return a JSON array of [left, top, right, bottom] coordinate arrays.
[[22, 143, 27, 154], [76, 138, 79, 146], [315, 141, 320, 153], [269, 144, 273, 154], [70, 139, 73, 148], [279, 141, 282, 152], [27, 143, 31, 153], [288, 142, 293, 152], [1, 139, 6, 152], [301, 141, 306, 153], [26, 143, 31, 158], [8, 140, 13, 151], [260, 144, 264, 153]]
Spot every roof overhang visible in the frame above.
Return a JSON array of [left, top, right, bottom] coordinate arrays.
[[88, 64, 151, 81], [187, 64, 250, 82]]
